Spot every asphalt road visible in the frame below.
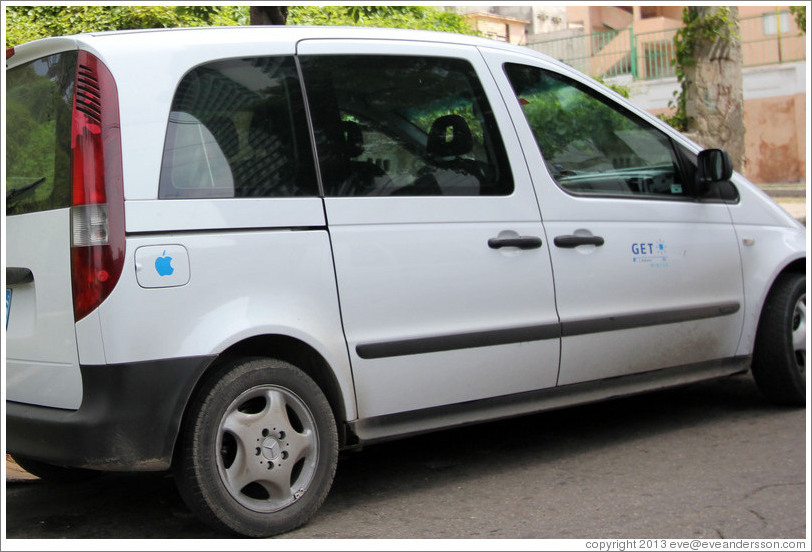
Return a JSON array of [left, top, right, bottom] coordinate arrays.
[[3, 373, 808, 542]]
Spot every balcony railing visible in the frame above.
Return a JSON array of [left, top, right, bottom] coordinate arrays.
[[525, 11, 806, 81]]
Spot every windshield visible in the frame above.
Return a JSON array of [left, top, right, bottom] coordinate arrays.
[[6, 52, 76, 216]]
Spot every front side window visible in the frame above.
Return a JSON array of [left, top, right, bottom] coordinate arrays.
[[300, 55, 513, 197], [504, 63, 688, 199], [159, 57, 317, 199], [6, 52, 76, 216]]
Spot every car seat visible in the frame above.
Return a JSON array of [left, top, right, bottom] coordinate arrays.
[[423, 114, 484, 195]]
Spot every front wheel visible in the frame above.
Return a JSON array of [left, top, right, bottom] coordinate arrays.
[[174, 357, 338, 537], [751, 273, 806, 407]]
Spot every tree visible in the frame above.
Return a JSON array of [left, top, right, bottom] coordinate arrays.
[[789, 5, 806, 34], [671, 7, 745, 171], [286, 6, 478, 34], [5, 6, 247, 46], [6, 6, 477, 47], [249, 6, 287, 25]]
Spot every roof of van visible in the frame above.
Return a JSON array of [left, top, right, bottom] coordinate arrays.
[[8, 25, 555, 68], [65, 24, 511, 46]]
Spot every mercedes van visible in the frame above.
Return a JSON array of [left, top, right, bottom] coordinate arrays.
[[5, 26, 806, 537]]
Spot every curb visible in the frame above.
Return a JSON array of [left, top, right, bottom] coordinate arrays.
[[763, 189, 806, 198]]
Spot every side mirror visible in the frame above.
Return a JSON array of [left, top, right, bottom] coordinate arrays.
[[697, 148, 733, 185]]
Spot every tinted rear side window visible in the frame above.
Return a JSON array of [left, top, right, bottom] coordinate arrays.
[[300, 55, 513, 197], [159, 57, 317, 199], [6, 52, 76, 216]]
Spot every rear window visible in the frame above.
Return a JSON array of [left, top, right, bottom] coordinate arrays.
[[159, 56, 318, 199], [6, 52, 76, 216]]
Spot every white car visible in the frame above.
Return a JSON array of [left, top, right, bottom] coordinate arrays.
[[5, 26, 806, 537]]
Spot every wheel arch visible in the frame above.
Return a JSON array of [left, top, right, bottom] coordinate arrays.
[[759, 258, 806, 315], [750, 261, 806, 405], [756, 257, 806, 319], [781, 257, 806, 277], [174, 334, 356, 467], [736, 247, 806, 357]]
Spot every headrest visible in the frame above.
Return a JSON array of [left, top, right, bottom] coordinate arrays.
[[426, 114, 473, 157]]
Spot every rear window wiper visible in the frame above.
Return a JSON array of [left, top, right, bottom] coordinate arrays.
[[6, 177, 46, 204]]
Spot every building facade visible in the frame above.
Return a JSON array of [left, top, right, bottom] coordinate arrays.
[[450, 5, 807, 184]]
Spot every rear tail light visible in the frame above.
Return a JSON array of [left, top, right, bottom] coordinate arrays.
[[70, 51, 125, 321]]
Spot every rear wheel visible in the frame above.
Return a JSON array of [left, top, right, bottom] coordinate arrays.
[[174, 357, 338, 537], [751, 273, 806, 406]]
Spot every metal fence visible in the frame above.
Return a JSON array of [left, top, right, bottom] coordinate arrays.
[[525, 11, 806, 81]]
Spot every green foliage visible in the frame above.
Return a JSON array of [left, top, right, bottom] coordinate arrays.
[[6, 55, 74, 215], [789, 6, 806, 34], [662, 7, 738, 131], [5, 5, 476, 47], [595, 78, 630, 99], [5, 6, 248, 46], [508, 66, 633, 163], [673, 6, 738, 68], [287, 6, 478, 35]]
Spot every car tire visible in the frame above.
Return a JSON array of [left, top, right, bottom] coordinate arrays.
[[174, 357, 338, 537], [10, 455, 101, 482], [751, 272, 806, 407]]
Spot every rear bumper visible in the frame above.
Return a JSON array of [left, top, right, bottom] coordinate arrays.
[[6, 356, 215, 471]]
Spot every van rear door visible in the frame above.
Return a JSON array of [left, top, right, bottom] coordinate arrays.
[[298, 40, 562, 421], [6, 50, 83, 409]]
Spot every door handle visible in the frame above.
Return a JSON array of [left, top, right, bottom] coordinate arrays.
[[554, 235, 605, 248], [488, 236, 543, 250]]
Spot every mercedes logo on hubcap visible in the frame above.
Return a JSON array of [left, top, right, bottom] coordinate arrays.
[[261, 437, 281, 461]]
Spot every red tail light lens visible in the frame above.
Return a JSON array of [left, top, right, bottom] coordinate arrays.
[[70, 51, 125, 321]]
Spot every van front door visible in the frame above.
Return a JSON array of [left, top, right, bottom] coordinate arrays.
[[484, 48, 745, 385]]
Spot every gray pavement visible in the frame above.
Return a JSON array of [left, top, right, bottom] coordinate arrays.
[[3, 373, 807, 540]]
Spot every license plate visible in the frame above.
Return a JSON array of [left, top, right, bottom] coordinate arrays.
[[6, 288, 11, 329]]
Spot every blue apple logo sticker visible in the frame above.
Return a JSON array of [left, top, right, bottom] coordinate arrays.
[[155, 250, 174, 277]]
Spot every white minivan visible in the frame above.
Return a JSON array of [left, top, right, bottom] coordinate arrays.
[[5, 26, 806, 537]]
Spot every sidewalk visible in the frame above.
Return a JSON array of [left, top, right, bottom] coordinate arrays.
[[761, 181, 806, 223], [776, 198, 807, 221], [5, 454, 39, 482]]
